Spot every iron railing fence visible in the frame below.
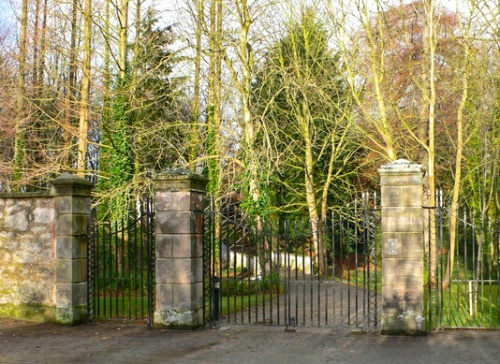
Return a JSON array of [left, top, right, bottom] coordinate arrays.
[[427, 202, 500, 330], [88, 197, 155, 324]]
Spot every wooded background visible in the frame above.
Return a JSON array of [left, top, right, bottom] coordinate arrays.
[[1, 0, 499, 233]]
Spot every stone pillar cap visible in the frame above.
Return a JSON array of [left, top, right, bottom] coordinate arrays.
[[153, 167, 207, 192], [378, 159, 423, 174], [51, 173, 93, 188], [155, 168, 208, 181], [50, 173, 93, 197]]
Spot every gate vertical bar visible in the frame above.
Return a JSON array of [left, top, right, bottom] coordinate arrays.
[[128, 209, 134, 320], [496, 217, 500, 327], [147, 193, 155, 326], [331, 212, 337, 327], [202, 205, 214, 326], [375, 222, 379, 328], [88, 209, 96, 322], [438, 189, 444, 330]]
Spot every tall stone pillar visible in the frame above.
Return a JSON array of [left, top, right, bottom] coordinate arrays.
[[379, 159, 425, 335], [153, 168, 208, 328], [52, 173, 93, 325]]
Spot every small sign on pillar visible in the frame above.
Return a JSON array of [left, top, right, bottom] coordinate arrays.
[[388, 239, 398, 256]]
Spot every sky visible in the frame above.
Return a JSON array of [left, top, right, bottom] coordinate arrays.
[[0, 1, 15, 35]]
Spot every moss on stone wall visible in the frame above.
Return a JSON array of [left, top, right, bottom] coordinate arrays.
[[0, 304, 57, 323]]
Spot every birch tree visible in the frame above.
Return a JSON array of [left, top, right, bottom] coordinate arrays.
[[330, 0, 470, 281], [206, 0, 224, 199], [76, 0, 92, 175], [454, 0, 500, 286], [254, 6, 355, 273], [187, 0, 205, 166], [12, 0, 29, 186]]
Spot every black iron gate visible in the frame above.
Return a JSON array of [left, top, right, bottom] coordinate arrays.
[[203, 197, 381, 331], [427, 202, 500, 330], [88, 197, 155, 324]]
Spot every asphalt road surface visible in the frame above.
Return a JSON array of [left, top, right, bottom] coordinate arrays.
[[1, 318, 499, 364]]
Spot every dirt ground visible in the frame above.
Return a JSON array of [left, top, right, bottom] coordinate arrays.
[[1, 318, 500, 364]]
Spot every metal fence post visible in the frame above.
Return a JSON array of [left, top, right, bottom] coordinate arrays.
[[213, 276, 220, 321]]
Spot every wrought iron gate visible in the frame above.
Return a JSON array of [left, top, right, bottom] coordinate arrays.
[[427, 203, 500, 330], [203, 198, 381, 331], [88, 198, 155, 324]]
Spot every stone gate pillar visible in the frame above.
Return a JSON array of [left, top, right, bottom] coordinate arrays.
[[52, 173, 93, 325], [153, 168, 208, 328], [378, 159, 425, 335]]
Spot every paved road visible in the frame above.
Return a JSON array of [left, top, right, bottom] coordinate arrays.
[[1, 318, 499, 364], [221, 279, 379, 330]]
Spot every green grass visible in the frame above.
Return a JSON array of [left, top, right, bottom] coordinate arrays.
[[93, 294, 152, 320], [220, 293, 275, 317], [218, 275, 283, 318], [429, 282, 499, 329], [221, 275, 282, 295]]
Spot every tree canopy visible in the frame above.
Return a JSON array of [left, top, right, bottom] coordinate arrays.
[[0, 0, 498, 224]]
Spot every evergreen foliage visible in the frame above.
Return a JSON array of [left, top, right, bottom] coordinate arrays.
[[251, 9, 357, 217]]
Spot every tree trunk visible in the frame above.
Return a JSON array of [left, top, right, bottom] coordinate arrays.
[[300, 109, 323, 274], [205, 0, 224, 265], [206, 0, 223, 196], [32, 0, 41, 96], [131, 0, 142, 179], [39, 0, 48, 94], [103, 0, 112, 129], [61, 0, 79, 169], [425, 0, 438, 286], [189, 0, 204, 167], [444, 42, 469, 289], [12, 0, 29, 186], [119, 0, 129, 80], [77, 0, 92, 176]]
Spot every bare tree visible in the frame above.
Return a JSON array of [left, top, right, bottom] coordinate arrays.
[[253, 4, 356, 273], [76, 0, 92, 176], [12, 0, 29, 186]]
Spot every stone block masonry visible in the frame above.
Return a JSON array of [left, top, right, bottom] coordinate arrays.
[[153, 168, 208, 329], [379, 159, 425, 335], [0, 174, 92, 325], [1, 169, 210, 329], [0, 195, 56, 320]]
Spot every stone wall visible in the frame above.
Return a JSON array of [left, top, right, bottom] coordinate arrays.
[[0, 194, 57, 320], [0, 174, 92, 324]]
